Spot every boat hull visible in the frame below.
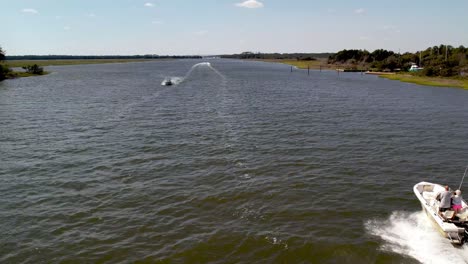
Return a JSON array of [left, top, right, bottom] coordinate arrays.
[[420, 200, 449, 237], [413, 182, 465, 244]]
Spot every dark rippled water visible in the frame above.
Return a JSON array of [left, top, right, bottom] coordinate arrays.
[[1, 59, 468, 263]]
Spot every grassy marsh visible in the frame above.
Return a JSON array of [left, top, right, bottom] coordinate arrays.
[[9, 71, 50, 78], [5, 59, 158, 68], [261, 59, 468, 89], [379, 74, 468, 89], [257, 59, 333, 70]]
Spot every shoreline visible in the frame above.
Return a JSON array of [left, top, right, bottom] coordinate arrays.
[[9, 71, 50, 79], [4, 58, 467, 89], [364, 71, 395, 75], [4, 58, 163, 68], [378, 74, 468, 89], [254, 58, 333, 70], [258, 59, 468, 90], [2, 59, 164, 81]]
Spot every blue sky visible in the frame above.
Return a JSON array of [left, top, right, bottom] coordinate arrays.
[[3, 0, 468, 55]]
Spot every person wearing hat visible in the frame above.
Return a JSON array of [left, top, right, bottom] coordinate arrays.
[[452, 189, 463, 214]]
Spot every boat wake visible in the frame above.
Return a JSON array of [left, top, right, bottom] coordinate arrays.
[[161, 77, 183, 86], [161, 62, 225, 86], [365, 211, 468, 264], [185, 62, 226, 80]]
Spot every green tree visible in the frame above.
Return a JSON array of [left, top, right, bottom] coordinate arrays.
[[0, 46, 9, 81], [371, 49, 394, 62], [0, 46, 5, 62], [0, 65, 8, 80], [384, 55, 398, 71], [22, 64, 44, 74]]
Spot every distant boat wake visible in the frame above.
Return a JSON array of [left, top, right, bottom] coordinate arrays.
[[161, 62, 225, 86], [161, 77, 183, 86], [365, 211, 468, 264]]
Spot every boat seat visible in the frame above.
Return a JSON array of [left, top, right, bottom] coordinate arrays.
[[422, 191, 436, 200], [456, 207, 468, 221], [423, 185, 434, 192], [444, 210, 455, 219]]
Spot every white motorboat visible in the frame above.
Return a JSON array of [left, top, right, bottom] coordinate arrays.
[[413, 182, 468, 244], [409, 63, 424, 72], [161, 79, 173, 86]]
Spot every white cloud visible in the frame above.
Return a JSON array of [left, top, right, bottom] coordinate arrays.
[[144, 3, 154, 7], [193, 30, 208, 36], [235, 0, 264, 9], [64, 26, 71, 31], [22, 8, 38, 14], [354, 8, 365, 14], [152, 20, 163, 25], [86, 13, 96, 17], [380, 25, 401, 34]]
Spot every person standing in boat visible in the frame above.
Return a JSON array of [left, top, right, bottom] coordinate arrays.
[[452, 190, 463, 214], [436, 185, 452, 215]]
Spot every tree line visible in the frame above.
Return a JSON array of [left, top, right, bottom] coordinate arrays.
[[6, 54, 202, 60], [0, 46, 9, 81], [3, 45, 467, 81], [1, 46, 46, 81], [221, 52, 333, 60], [0, 47, 203, 81], [328, 45, 468, 77]]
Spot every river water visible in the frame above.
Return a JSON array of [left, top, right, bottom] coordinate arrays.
[[1, 59, 468, 263]]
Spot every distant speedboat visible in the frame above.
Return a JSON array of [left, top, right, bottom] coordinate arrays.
[[414, 182, 468, 244], [161, 79, 173, 86]]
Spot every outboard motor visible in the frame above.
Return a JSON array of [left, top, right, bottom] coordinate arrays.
[[464, 228, 468, 244]]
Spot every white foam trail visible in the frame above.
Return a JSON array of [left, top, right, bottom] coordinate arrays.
[[161, 77, 183, 86], [162, 62, 226, 85], [194, 62, 211, 66], [184, 62, 225, 80], [365, 211, 468, 264], [115, 62, 225, 119]]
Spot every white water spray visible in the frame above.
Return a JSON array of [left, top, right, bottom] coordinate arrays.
[[160, 77, 183, 86], [161, 62, 225, 86], [365, 211, 468, 264]]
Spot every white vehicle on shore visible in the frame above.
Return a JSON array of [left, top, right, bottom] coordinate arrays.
[[409, 63, 424, 72]]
